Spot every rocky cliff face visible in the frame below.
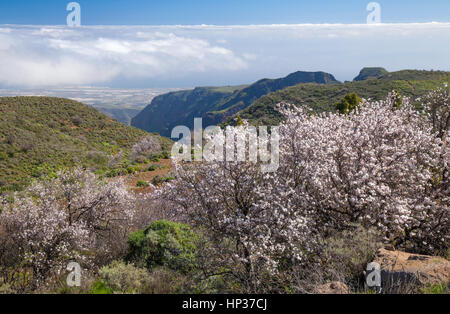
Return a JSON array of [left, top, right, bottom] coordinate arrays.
[[353, 67, 388, 81], [131, 86, 236, 137]]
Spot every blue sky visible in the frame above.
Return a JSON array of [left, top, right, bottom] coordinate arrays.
[[0, 1, 449, 89], [1, 0, 450, 25]]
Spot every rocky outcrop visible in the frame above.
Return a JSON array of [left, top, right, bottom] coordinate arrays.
[[373, 248, 450, 293], [353, 67, 388, 81]]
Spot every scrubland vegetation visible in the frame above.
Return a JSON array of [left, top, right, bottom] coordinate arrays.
[[0, 85, 447, 294], [237, 70, 450, 126], [0, 97, 172, 193]]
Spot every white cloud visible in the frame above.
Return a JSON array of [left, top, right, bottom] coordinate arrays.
[[0, 25, 247, 87], [0, 23, 449, 87]]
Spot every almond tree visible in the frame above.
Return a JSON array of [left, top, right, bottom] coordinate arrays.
[[130, 135, 161, 162], [0, 168, 135, 289], [420, 83, 449, 140], [278, 91, 448, 254], [158, 89, 448, 293], [160, 128, 313, 292]]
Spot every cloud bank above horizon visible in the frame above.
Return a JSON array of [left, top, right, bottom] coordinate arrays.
[[1, 23, 450, 88]]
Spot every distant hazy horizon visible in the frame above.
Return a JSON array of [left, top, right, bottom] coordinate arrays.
[[0, 86, 180, 109]]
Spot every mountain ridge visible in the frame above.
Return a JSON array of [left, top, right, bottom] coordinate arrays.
[[131, 71, 338, 137], [232, 69, 450, 125], [130, 68, 450, 136]]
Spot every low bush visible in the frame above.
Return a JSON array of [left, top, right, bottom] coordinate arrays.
[[147, 165, 157, 172], [136, 180, 149, 187], [285, 225, 382, 293], [421, 282, 449, 294], [127, 166, 138, 174], [93, 262, 199, 294], [160, 151, 170, 159], [318, 225, 382, 288], [106, 169, 119, 178], [90, 280, 114, 294], [96, 260, 152, 294], [126, 220, 199, 274], [151, 175, 174, 186]]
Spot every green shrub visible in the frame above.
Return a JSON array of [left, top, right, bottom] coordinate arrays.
[[161, 151, 170, 159], [142, 267, 196, 294], [96, 261, 151, 294], [136, 180, 149, 187], [132, 155, 148, 164], [0, 151, 8, 161], [0, 283, 14, 294], [421, 282, 449, 294], [94, 261, 202, 294], [335, 92, 362, 114], [126, 220, 199, 274], [151, 176, 164, 185], [106, 169, 118, 178], [152, 151, 170, 159], [90, 280, 114, 294], [86, 151, 108, 166], [147, 165, 157, 172], [152, 175, 174, 186]]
